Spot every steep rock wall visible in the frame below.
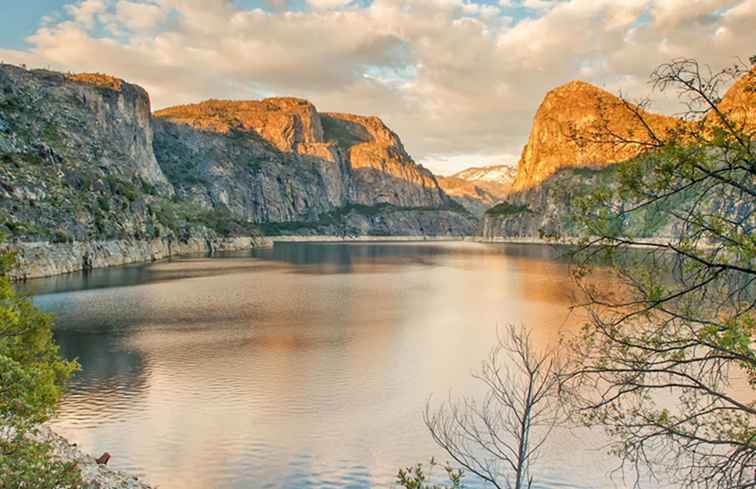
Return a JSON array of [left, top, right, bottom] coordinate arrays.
[[0, 65, 179, 243], [511, 80, 679, 192], [153, 99, 472, 235], [486, 69, 754, 241]]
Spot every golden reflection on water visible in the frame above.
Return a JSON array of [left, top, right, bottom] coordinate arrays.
[[30, 242, 621, 489]]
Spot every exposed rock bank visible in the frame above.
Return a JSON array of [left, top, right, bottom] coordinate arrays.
[[7, 236, 259, 280], [39, 425, 154, 489]]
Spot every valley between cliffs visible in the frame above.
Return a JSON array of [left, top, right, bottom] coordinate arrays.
[[2, 63, 752, 278]]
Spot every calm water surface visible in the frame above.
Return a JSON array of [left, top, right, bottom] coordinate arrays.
[[25, 241, 626, 489]]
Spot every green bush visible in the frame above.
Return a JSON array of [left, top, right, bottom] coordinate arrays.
[[106, 176, 141, 202], [0, 244, 82, 488], [484, 201, 532, 217], [396, 461, 464, 489]]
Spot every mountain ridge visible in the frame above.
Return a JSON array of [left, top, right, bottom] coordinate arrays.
[[0, 64, 474, 277]]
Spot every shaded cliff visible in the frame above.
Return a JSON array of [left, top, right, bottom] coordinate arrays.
[[481, 165, 685, 240], [0, 64, 183, 244]]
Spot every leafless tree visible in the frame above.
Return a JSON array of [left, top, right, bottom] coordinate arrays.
[[424, 325, 563, 489]]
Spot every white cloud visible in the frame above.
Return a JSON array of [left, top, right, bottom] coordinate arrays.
[[2, 0, 753, 173], [115, 1, 166, 32], [64, 0, 107, 29], [307, 0, 353, 9]]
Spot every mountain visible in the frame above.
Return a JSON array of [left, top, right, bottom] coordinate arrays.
[[705, 67, 755, 131], [452, 164, 516, 186], [0, 66, 174, 243], [435, 176, 499, 217], [0, 64, 475, 278], [152, 99, 473, 235], [437, 164, 515, 216], [510, 80, 680, 192], [484, 68, 755, 241]]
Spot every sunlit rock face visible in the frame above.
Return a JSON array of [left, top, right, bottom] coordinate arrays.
[[321, 112, 448, 208], [484, 68, 755, 241], [152, 98, 465, 228], [436, 176, 500, 217], [511, 80, 680, 192], [706, 67, 756, 131]]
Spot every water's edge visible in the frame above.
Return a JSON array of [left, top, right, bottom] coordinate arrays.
[[6, 235, 490, 280], [41, 425, 155, 489]]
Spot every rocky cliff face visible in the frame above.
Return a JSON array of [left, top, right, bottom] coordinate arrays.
[[321, 112, 448, 207], [481, 166, 663, 240], [0, 68, 170, 188], [436, 176, 499, 217], [511, 80, 680, 192], [0, 64, 475, 277], [0, 64, 178, 243], [486, 69, 754, 241], [152, 98, 472, 234]]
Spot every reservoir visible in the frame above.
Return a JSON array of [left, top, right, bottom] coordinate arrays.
[[25, 241, 620, 489]]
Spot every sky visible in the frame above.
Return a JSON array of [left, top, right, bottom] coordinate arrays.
[[0, 0, 753, 175]]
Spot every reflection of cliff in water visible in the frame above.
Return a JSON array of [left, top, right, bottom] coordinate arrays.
[[54, 329, 151, 423], [257, 241, 570, 273], [17, 253, 279, 296]]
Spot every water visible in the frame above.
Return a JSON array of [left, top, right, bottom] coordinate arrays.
[[24, 241, 626, 489]]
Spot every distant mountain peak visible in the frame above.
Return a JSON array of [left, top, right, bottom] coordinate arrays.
[[451, 164, 516, 185], [437, 164, 516, 216]]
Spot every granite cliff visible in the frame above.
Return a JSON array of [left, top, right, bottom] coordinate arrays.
[[484, 68, 754, 240], [0, 64, 474, 278], [0, 65, 178, 244], [152, 99, 459, 226], [510, 80, 680, 192]]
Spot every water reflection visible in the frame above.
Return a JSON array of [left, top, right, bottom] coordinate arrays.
[[28, 241, 620, 488]]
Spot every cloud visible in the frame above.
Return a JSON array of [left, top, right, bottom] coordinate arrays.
[[64, 0, 107, 29], [1, 0, 754, 175], [307, 0, 354, 9], [114, 1, 166, 32]]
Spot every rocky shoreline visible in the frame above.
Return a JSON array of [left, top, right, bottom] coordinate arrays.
[[6, 234, 485, 280], [8, 234, 681, 281], [6, 236, 261, 280], [36, 425, 154, 489]]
